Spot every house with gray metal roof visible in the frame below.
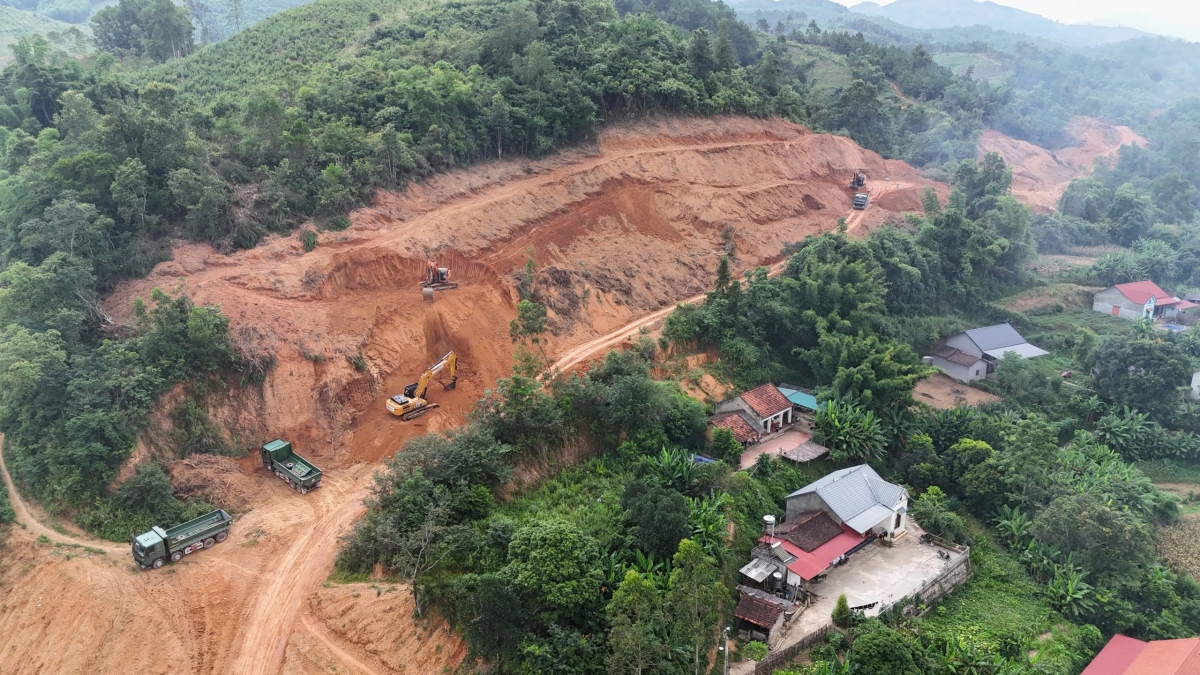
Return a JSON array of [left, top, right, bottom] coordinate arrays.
[[785, 465, 908, 539], [929, 323, 1047, 383]]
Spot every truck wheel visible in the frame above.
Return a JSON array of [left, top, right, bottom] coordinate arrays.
[[299, 486, 308, 495], [171, 551, 183, 563], [204, 537, 216, 549], [152, 558, 165, 569], [216, 531, 228, 543]]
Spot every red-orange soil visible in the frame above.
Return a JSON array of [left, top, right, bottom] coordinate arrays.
[[0, 116, 944, 675], [978, 115, 1147, 211]]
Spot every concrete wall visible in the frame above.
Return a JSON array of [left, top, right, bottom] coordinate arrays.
[[945, 333, 983, 358], [931, 355, 984, 383], [785, 493, 832, 522], [1093, 287, 1145, 321]]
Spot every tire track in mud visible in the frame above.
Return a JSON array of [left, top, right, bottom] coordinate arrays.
[[300, 614, 386, 675], [224, 470, 371, 675]]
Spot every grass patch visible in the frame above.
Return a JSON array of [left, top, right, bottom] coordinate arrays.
[[1137, 460, 1200, 484], [915, 534, 1092, 671], [327, 568, 373, 584], [932, 52, 1008, 80], [494, 459, 629, 549]]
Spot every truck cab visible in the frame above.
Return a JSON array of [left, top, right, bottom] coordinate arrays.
[[853, 193, 869, 210], [132, 527, 168, 569]]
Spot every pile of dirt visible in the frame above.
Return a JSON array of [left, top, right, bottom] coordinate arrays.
[[170, 454, 259, 511], [978, 115, 1147, 211], [1, 116, 944, 675], [289, 584, 468, 674]]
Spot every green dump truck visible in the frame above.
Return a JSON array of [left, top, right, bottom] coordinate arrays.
[[261, 439, 323, 494], [132, 509, 233, 570]]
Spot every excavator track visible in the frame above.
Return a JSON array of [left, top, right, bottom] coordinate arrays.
[[401, 403, 440, 421], [419, 282, 458, 290]]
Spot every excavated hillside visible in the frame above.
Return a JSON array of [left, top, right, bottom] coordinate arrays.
[[0, 116, 942, 675], [978, 115, 1147, 211]]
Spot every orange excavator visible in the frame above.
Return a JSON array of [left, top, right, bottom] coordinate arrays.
[[386, 351, 458, 421], [420, 258, 458, 291]]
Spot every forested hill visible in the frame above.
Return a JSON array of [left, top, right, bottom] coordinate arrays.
[[852, 0, 1148, 47]]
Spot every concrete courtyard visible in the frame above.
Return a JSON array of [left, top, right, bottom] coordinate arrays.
[[739, 429, 810, 469], [780, 523, 958, 648]]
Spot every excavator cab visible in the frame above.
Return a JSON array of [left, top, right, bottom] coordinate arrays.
[[386, 351, 458, 420], [420, 260, 458, 291]]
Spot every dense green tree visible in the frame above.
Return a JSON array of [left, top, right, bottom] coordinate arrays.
[[666, 539, 723, 675], [1093, 336, 1191, 422], [606, 570, 665, 675], [91, 0, 195, 62], [622, 481, 690, 561], [506, 521, 603, 623], [849, 622, 921, 675]]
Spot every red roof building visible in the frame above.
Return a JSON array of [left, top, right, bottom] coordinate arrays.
[[1095, 281, 1198, 322], [1082, 635, 1200, 675], [740, 383, 792, 418], [758, 526, 863, 581], [713, 383, 796, 437], [710, 411, 761, 445]]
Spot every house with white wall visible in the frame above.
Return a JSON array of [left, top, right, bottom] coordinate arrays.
[[929, 323, 1047, 383], [1093, 280, 1197, 321]]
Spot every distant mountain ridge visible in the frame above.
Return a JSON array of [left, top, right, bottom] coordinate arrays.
[[851, 0, 1150, 46]]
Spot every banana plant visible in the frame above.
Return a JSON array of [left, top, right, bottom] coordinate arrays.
[[995, 504, 1031, 550]]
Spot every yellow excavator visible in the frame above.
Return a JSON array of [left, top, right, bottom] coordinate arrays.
[[386, 351, 458, 420]]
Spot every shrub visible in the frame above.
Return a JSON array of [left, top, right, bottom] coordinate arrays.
[[326, 215, 351, 231], [832, 593, 853, 627], [301, 228, 318, 252], [741, 640, 768, 661]]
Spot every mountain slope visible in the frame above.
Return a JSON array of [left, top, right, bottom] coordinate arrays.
[[851, 0, 1148, 46], [0, 4, 85, 58]]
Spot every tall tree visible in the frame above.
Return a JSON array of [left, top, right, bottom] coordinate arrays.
[[606, 570, 665, 675], [666, 539, 723, 675]]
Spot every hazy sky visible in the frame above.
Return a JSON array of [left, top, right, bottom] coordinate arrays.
[[831, 0, 1200, 42]]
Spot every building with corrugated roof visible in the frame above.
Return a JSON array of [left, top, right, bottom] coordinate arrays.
[[929, 323, 1047, 383], [785, 464, 908, 539]]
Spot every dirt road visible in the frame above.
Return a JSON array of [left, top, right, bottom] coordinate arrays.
[[0, 438, 125, 555]]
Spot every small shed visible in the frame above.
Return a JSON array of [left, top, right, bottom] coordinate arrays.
[[733, 585, 795, 646]]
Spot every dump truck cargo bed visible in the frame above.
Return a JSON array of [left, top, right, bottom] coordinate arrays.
[[261, 439, 323, 493]]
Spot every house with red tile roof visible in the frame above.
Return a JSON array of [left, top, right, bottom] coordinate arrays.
[[1093, 280, 1197, 321], [709, 411, 762, 446], [1082, 635, 1200, 675], [714, 383, 794, 436]]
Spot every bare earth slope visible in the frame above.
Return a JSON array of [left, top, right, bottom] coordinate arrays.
[[0, 117, 941, 675], [978, 115, 1147, 211]]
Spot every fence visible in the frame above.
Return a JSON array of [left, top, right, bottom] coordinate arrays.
[[753, 544, 973, 675]]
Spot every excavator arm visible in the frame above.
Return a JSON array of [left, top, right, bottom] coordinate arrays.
[[404, 351, 458, 400]]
